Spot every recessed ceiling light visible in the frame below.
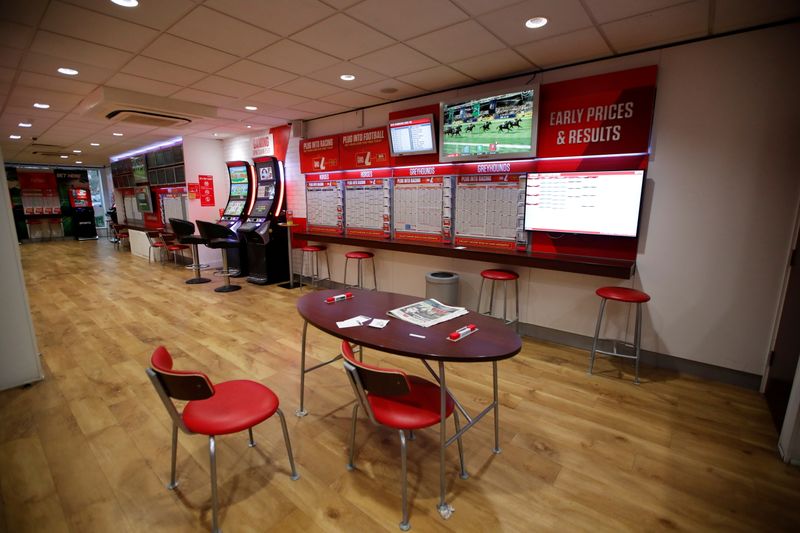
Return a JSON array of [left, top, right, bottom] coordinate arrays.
[[60, 155, 69, 159], [18, 122, 32, 128], [213, 133, 218, 136], [525, 17, 548, 29], [112, 132, 124, 136], [111, 0, 139, 7], [57, 67, 79, 76], [340, 74, 356, 81], [244, 105, 258, 111], [73, 149, 82, 153], [90, 142, 100, 146], [9, 134, 21, 140], [33, 102, 50, 109], [75, 161, 83, 164], [246, 125, 252, 128]]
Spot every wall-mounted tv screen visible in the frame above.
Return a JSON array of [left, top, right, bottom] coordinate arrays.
[[524, 170, 645, 237], [388, 114, 436, 157], [440, 88, 537, 162]]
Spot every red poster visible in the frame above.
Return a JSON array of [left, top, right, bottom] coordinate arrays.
[[537, 65, 657, 157], [198, 175, 215, 207], [300, 135, 340, 173], [339, 127, 390, 169], [187, 182, 199, 200]]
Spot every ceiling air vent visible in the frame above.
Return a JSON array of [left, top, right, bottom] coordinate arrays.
[[106, 109, 192, 128]]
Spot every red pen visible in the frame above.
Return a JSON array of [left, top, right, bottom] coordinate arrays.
[[448, 324, 477, 341], [325, 292, 353, 304]]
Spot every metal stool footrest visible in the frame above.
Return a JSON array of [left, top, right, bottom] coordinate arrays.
[[593, 338, 638, 360]]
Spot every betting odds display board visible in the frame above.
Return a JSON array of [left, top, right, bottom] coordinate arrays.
[[392, 165, 455, 243], [305, 172, 344, 235], [343, 169, 391, 239]]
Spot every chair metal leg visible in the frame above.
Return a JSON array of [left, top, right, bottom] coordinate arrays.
[[297, 320, 309, 417], [634, 303, 642, 385], [437, 361, 453, 519], [588, 299, 607, 375], [209, 436, 221, 533], [492, 360, 501, 454], [187, 243, 211, 284], [215, 250, 241, 293], [453, 410, 468, 479], [276, 408, 300, 480], [346, 404, 359, 471], [399, 430, 410, 531], [248, 427, 256, 448], [168, 422, 179, 489]]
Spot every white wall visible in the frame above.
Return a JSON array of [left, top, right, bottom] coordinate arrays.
[[182, 136, 229, 267], [298, 24, 800, 375], [0, 149, 44, 390]]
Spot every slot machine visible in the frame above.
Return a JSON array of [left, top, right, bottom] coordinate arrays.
[[69, 186, 98, 241], [220, 161, 256, 276], [237, 156, 289, 284]]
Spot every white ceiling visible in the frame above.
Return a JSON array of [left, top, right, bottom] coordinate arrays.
[[1, 0, 797, 167]]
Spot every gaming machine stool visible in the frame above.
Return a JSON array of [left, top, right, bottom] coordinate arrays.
[[196, 221, 241, 293], [169, 218, 211, 284]]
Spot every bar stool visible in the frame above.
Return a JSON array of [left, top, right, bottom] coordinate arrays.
[[112, 224, 129, 250], [300, 245, 331, 289], [588, 286, 651, 385], [343, 251, 377, 290], [477, 269, 519, 327], [197, 221, 241, 293], [169, 218, 211, 284]]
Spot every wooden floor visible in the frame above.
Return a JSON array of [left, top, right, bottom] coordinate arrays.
[[2, 239, 799, 533]]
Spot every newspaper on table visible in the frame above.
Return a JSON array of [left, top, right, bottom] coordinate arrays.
[[387, 298, 469, 328]]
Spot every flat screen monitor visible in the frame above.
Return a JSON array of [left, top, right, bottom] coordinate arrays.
[[524, 170, 645, 237], [230, 183, 249, 198], [388, 114, 436, 157], [251, 200, 270, 217], [228, 165, 249, 184], [224, 199, 246, 216], [440, 88, 537, 162]]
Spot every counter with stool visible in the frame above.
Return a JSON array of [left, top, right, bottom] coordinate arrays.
[[196, 221, 242, 293], [300, 245, 330, 289], [169, 218, 210, 284], [343, 250, 377, 290]]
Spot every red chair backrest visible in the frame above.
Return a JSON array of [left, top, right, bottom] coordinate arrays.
[[149, 346, 214, 401], [341, 341, 410, 397]]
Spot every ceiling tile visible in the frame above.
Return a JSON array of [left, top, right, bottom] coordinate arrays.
[[17, 71, 97, 95], [306, 62, 386, 89], [398, 65, 474, 91], [449, 0, 522, 16], [261, 108, 318, 121], [477, 0, 594, 47], [407, 20, 506, 63], [0, 21, 35, 49], [171, 88, 238, 108], [346, 0, 468, 40], [351, 43, 439, 77], [515, 27, 611, 68], [321, 90, 387, 108], [291, 14, 395, 60], [4, 106, 65, 121], [247, 89, 309, 107], [20, 52, 114, 84], [30, 31, 133, 69], [216, 107, 254, 121], [0, 47, 23, 68], [272, 77, 342, 99], [141, 34, 238, 73], [40, 1, 159, 52], [121, 56, 207, 86], [601, 1, 708, 53], [0, 0, 48, 26], [290, 100, 349, 115], [168, 6, 280, 56], [217, 60, 297, 88], [105, 73, 182, 97], [0, 67, 15, 83], [7, 86, 84, 111], [356, 79, 425, 100], [64, 0, 196, 31], [451, 48, 534, 80], [713, 0, 800, 33], [204, 0, 335, 36], [583, 0, 689, 24], [249, 39, 341, 75], [191, 76, 263, 99]]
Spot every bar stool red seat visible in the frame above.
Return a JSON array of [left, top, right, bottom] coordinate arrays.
[[477, 269, 519, 327], [301, 245, 330, 289], [343, 250, 377, 290], [588, 286, 651, 384]]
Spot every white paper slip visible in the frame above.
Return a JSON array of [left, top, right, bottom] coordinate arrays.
[[336, 315, 372, 328], [368, 319, 389, 328]]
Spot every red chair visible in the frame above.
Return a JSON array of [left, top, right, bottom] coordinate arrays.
[[146, 346, 299, 533], [341, 341, 466, 531], [161, 232, 190, 266], [146, 231, 167, 263]]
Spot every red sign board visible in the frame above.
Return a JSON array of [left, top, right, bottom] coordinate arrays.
[[392, 163, 456, 177], [187, 182, 199, 200], [339, 127, 391, 169], [537, 65, 657, 157], [300, 135, 340, 173], [198, 175, 215, 207]]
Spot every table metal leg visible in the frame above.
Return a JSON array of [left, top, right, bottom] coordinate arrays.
[[286, 229, 295, 289], [437, 361, 454, 519], [296, 320, 309, 417], [493, 360, 501, 454]]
